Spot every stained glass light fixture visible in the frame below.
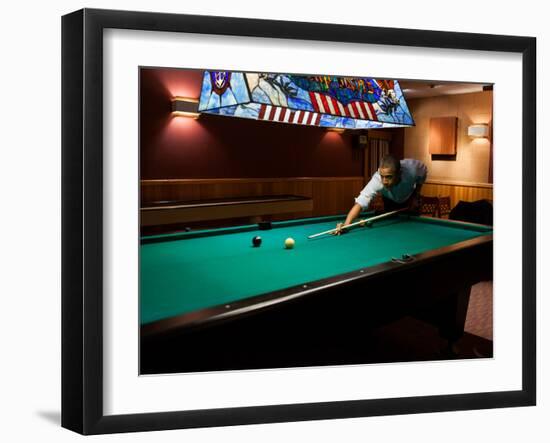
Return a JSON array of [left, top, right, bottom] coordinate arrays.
[[195, 71, 415, 130]]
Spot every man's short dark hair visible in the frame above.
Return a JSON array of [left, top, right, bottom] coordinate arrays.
[[379, 155, 401, 174]]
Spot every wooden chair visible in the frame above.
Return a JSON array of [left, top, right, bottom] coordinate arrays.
[[438, 196, 451, 219], [419, 196, 440, 217]]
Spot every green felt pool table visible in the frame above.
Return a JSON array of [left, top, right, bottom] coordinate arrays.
[[140, 213, 493, 374]]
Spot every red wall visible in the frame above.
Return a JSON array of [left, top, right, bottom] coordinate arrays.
[[140, 68, 364, 180]]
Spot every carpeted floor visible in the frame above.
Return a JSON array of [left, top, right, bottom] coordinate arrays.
[[464, 281, 493, 340]]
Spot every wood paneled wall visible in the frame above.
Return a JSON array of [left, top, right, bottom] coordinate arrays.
[[422, 180, 493, 210], [142, 177, 491, 221], [141, 177, 364, 220], [405, 91, 493, 184]]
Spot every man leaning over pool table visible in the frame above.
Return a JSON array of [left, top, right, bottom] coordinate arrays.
[[334, 155, 428, 235]]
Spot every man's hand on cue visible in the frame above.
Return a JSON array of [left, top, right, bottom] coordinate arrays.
[[332, 222, 348, 236]]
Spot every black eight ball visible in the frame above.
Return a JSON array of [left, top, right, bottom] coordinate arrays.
[[252, 236, 262, 247]]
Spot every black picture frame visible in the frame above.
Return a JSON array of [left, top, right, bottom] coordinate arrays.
[[61, 8, 536, 435]]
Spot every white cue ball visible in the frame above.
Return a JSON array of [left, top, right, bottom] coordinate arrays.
[[284, 238, 295, 249]]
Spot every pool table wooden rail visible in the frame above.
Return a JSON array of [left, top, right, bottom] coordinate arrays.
[[141, 194, 313, 226]]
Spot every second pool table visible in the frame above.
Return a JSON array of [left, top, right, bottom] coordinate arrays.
[[140, 213, 493, 374]]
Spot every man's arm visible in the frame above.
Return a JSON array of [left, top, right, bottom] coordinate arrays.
[[408, 184, 422, 211], [415, 161, 428, 187], [333, 203, 363, 235], [408, 162, 427, 211], [334, 174, 382, 235], [344, 203, 363, 226]]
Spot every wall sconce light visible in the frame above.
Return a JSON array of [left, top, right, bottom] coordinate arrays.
[[172, 97, 200, 118], [326, 127, 345, 133], [467, 123, 489, 138]]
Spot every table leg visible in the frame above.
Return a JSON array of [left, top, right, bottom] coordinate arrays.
[[436, 287, 472, 354]]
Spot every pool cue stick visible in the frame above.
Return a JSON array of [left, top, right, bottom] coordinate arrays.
[[307, 208, 408, 239]]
